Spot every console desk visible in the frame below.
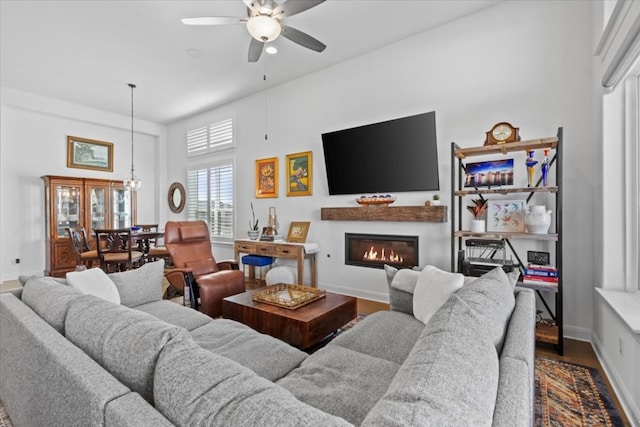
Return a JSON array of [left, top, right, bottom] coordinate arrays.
[[234, 240, 318, 287]]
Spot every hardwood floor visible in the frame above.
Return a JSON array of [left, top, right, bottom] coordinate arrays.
[[356, 298, 632, 426]]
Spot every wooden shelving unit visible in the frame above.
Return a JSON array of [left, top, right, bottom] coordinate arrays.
[[320, 205, 447, 223], [451, 129, 564, 354]]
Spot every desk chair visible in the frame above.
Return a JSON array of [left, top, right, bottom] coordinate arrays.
[[94, 228, 143, 273], [66, 226, 99, 270]]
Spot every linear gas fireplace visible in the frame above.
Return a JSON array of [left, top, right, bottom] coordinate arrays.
[[345, 233, 418, 269]]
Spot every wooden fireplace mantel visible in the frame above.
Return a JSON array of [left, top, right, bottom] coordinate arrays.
[[320, 205, 447, 223]]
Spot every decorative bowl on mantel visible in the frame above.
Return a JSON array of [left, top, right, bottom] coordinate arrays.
[[356, 195, 396, 206]]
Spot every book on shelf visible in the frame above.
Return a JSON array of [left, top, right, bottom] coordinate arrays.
[[522, 275, 558, 286], [525, 264, 557, 277]]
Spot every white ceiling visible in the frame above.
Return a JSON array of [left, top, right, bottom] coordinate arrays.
[[1, 0, 501, 125]]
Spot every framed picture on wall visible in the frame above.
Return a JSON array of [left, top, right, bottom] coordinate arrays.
[[286, 151, 312, 196], [255, 157, 278, 198], [66, 136, 113, 172]]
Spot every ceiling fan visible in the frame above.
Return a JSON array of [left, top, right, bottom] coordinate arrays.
[[182, 0, 327, 62]]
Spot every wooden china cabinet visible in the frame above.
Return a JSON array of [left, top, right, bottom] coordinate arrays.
[[42, 175, 137, 276]]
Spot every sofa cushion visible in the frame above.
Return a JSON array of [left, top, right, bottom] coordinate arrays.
[[65, 294, 187, 403], [190, 319, 307, 381], [455, 266, 516, 352], [362, 294, 499, 427], [154, 334, 351, 426], [329, 310, 424, 364], [109, 260, 164, 307], [135, 300, 212, 331], [20, 276, 84, 334], [413, 265, 464, 324], [278, 344, 400, 425], [67, 267, 121, 304]]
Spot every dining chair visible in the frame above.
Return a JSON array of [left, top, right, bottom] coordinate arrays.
[[66, 226, 99, 270], [134, 223, 171, 265], [94, 228, 144, 273]]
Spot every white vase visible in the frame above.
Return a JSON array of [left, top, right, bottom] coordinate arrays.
[[248, 230, 260, 240], [471, 219, 485, 233], [431, 200, 441, 206], [525, 205, 552, 234]]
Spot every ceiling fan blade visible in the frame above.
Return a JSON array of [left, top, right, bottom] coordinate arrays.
[[248, 38, 264, 62], [181, 17, 246, 26], [280, 25, 326, 52], [273, 0, 325, 17]]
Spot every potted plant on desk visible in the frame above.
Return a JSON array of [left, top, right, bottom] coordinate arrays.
[[248, 203, 260, 240]]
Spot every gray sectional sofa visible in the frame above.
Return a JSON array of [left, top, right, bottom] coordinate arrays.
[[0, 260, 535, 426]]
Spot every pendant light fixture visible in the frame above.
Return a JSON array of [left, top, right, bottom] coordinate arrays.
[[123, 83, 142, 191]]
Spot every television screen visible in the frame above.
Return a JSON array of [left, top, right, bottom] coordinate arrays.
[[321, 111, 439, 195]]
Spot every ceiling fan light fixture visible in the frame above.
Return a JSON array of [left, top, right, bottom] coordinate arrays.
[[247, 15, 281, 42]]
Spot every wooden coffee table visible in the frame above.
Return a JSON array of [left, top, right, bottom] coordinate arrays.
[[222, 287, 357, 349]]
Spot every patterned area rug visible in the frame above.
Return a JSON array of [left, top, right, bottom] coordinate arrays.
[[535, 355, 625, 427], [0, 401, 12, 427]]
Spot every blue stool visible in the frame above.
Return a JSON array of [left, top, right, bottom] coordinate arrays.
[[242, 255, 273, 286]]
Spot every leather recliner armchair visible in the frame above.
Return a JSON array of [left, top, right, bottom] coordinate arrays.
[[164, 220, 245, 318]]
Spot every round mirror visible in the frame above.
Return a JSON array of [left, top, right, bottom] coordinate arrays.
[[168, 182, 186, 213]]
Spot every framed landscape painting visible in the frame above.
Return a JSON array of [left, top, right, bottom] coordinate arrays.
[[286, 151, 312, 196], [255, 157, 278, 198], [67, 136, 113, 172], [487, 200, 526, 233]]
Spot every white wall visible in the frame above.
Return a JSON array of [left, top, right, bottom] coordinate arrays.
[[0, 88, 168, 280], [169, 0, 596, 333]]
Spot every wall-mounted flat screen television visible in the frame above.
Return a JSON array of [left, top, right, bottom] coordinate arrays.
[[321, 111, 439, 195]]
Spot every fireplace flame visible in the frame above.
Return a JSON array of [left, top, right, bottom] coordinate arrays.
[[363, 246, 404, 263]]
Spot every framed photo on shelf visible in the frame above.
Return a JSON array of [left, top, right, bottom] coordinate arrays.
[[66, 136, 113, 172], [486, 200, 526, 233], [464, 159, 514, 188], [286, 221, 310, 243], [285, 151, 312, 196], [255, 157, 278, 198]]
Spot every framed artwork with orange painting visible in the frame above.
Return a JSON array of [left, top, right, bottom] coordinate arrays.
[[255, 157, 278, 198], [286, 151, 312, 196]]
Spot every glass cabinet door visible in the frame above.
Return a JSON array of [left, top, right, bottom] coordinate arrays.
[[55, 185, 81, 238], [89, 187, 107, 231], [112, 188, 132, 228]]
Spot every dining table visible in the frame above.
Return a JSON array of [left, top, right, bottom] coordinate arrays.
[[131, 230, 164, 257]]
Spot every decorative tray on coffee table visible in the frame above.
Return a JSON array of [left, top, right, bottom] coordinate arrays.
[[252, 284, 326, 310]]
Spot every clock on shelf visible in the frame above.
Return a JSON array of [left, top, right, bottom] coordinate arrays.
[[484, 122, 521, 145]]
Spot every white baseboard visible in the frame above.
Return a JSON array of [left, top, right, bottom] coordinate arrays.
[[563, 324, 592, 342]]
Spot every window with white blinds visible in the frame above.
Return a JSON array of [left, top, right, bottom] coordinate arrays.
[[187, 118, 234, 156], [187, 158, 234, 242]]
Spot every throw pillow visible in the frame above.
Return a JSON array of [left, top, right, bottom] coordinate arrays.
[[413, 266, 464, 325], [455, 266, 516, 352], [66, 268, 120, 304], [109, 260, 165, 307]]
